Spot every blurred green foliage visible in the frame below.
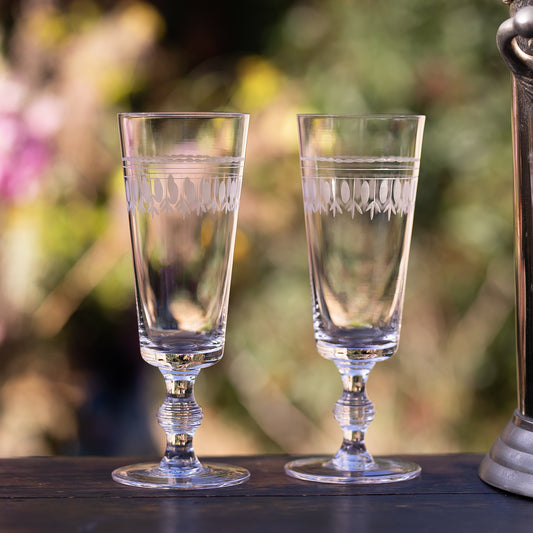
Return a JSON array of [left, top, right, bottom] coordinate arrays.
[[0, 0, 518, 457]]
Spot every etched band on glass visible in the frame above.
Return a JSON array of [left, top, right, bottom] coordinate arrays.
[[301, 156, 419, 220], [123, 155, 244, 216]]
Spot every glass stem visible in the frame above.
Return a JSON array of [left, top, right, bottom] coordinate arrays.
[[157, 369, 203, 473], [331, 363, 376, 470]]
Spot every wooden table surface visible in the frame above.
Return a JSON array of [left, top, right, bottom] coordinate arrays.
[[0, 454, 530, 532]]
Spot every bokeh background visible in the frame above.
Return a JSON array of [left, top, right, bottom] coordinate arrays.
[[0, 0, 517, 457]]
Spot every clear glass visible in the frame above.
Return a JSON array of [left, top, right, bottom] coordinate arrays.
[[113, 112, 250, 489], [285, 114, 425, 484]]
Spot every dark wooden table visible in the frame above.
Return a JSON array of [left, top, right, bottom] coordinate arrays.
[[0, 454, 530, 532]]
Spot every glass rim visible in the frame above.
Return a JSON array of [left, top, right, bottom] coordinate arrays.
[[118, 111, 249, 119], [297, 113, 425, 120]]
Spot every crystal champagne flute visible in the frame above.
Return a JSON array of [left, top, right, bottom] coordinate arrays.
[[285, 114, 425, 484], [113, 112, 250, 489]]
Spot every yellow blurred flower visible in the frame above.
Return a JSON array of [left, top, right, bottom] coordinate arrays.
[[24, 5, 69, 49], [120, 2, 166, 44], [234, 56, 284, 111]]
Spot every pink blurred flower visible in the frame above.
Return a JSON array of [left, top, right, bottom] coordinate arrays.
[[0, 74, 62, 202]]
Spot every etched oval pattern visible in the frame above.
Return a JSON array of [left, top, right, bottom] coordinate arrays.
[[124, 175, 241, 216], [302, 177, 417, 220]]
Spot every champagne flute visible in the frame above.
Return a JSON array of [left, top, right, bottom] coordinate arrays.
[[113, 112, 250, 489], [285, 114, 425, 484]]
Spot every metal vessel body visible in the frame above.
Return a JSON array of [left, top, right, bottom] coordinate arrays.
[[479, 1, 533, 497]]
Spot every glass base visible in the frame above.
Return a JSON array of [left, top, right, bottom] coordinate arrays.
[[284, 456, 421, 484], [112, 461, 250, 489]]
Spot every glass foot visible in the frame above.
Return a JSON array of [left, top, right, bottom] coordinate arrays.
[[112, 462, 250, 489], [284, 456, 421, 484]]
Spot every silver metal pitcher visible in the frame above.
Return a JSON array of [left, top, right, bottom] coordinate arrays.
[[479, 0, 533, 497]]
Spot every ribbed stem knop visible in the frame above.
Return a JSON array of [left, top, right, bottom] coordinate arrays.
[[331, 364, 376, 470], [157, 371, 203, 472]]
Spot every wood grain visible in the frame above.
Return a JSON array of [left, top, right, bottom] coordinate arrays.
[[0, 455, 526, 533]]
